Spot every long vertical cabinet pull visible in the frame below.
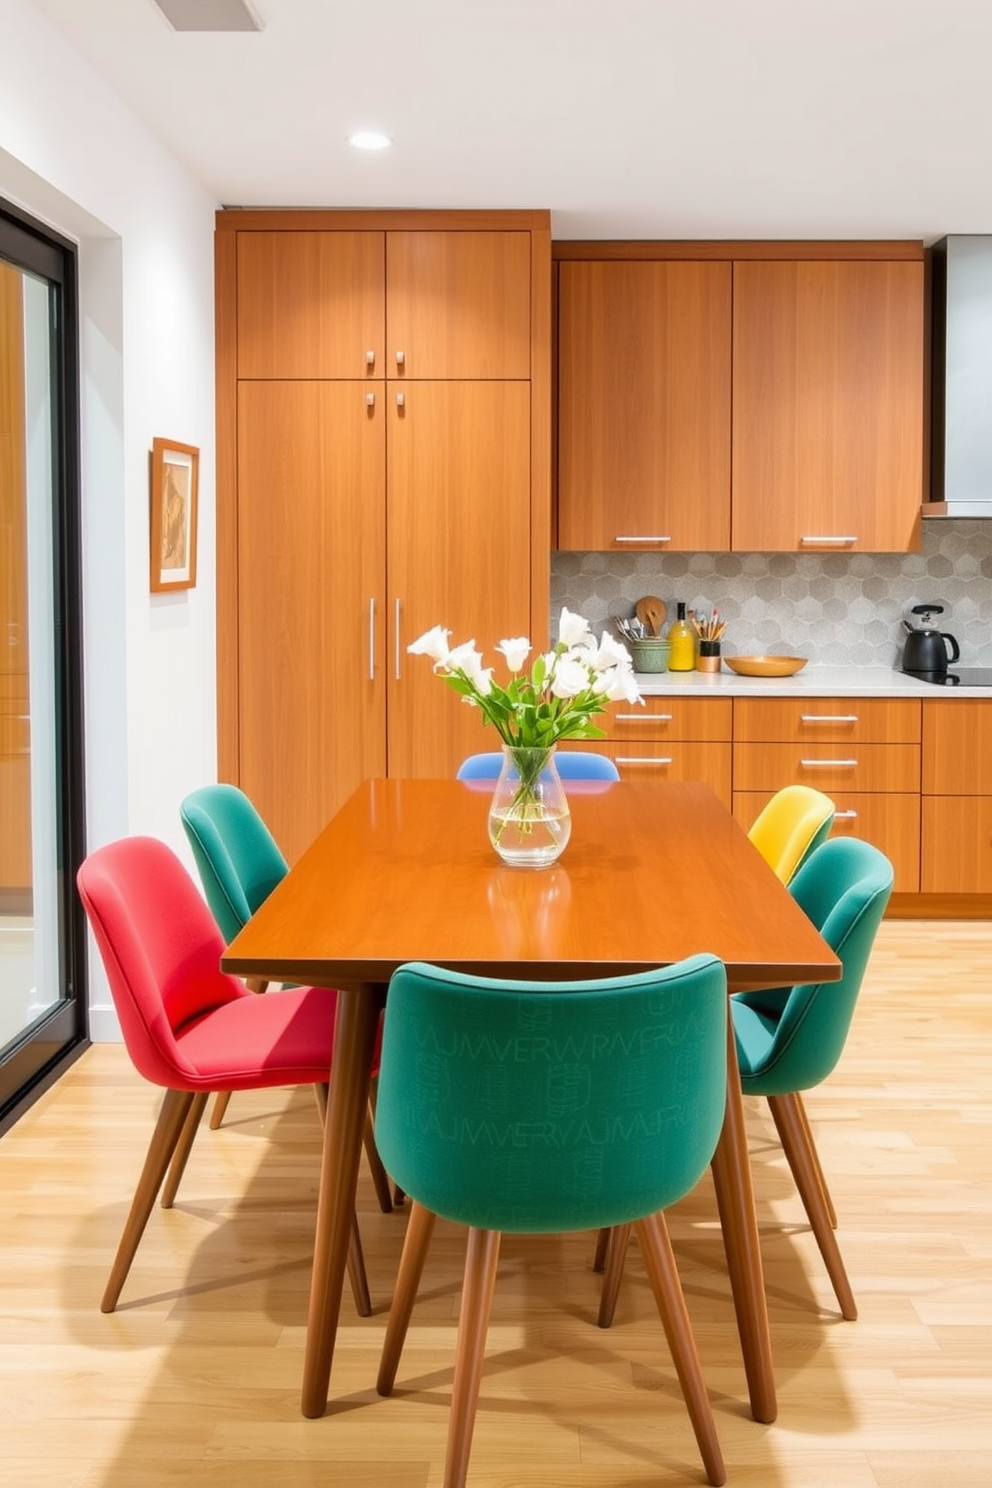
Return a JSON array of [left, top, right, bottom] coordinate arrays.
[[368, 598, 376, 681], [394, 598, 402, 680]]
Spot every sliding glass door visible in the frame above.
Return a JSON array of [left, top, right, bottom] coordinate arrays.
[[0, 201, 86, 1128]]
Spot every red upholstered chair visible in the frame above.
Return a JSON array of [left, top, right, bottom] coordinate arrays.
[[77, 835, 371, 1316]]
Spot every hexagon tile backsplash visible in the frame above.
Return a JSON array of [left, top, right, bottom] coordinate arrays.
[[550, 520, 992, 667]]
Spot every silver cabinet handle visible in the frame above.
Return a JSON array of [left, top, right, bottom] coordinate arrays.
[[800, 758, 858, 767], [615, 535, 672, 543], [800, 535, 858, 544], [394, 598, 402, 680], [800, 714, 859, 723], [396, 392, 405, 408], [616, 756, 673, 766], [395, 350, 405, 366], [834, 809, 859, 819], [366, 392, 375, 408], [615, 712, 673, 722], [368, 598, 376, 681], [366, 350, 375, 366]]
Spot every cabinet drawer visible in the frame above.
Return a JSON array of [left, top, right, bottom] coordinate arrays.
[[922, 796, 992, 893], [734, 696, 921, 744], [733, 742, 920, 794], [922, 701, 992, 795], [603, 741, 731, 809], [606, 697, 732, 741], [734, 790, 920, 892]]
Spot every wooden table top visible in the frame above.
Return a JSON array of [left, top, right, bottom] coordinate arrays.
[[222, 778, 840, 994]]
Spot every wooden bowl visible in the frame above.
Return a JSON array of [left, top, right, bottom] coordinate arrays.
[[723, 655, 808, 678]]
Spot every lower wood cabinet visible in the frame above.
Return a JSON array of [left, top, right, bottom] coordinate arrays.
[[732, 697, 922, 891], [921, 701, 992, 893], [598, 697, 732, 807]]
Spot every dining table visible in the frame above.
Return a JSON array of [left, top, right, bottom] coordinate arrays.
[[221, 776, 841, 1424]]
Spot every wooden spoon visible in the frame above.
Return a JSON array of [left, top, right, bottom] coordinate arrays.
[[635, 595, 667, 637]]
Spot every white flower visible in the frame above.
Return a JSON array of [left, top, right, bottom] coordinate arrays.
[[447, 640, 493, 696], [497, 636, 531, 672], [557, 607, 591, 649], [587, 632, 632, 671], [604, 665, 644, 704], [407, 625, 451, 665], [549, 657, 593, 699]]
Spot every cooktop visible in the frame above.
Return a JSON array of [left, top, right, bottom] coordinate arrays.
[[904, 668, 992, 688]]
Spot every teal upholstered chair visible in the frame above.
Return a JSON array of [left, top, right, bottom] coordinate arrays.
[[179, 783, 393, 1213], [732, 835, 893, 1320], [456, 750, 620, 783], [374, 955, 730, 1488]]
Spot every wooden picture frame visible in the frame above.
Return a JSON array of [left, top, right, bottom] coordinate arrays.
[[150, 437, 199, 592]]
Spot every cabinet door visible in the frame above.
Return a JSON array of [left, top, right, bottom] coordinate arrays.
[[386, 232, 532, 380], [557, 261, 732, 551], [237, 381, 387, 863], [922, 797, 992, 892], [236, 231, 385, 380], [732, 260, 924, 552], [387, 381, 533, 779], [734, 790, 921, 891], [922, 700, 992, 794]]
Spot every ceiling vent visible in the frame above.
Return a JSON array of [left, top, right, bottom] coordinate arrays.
[[152, 0, 264, 31]]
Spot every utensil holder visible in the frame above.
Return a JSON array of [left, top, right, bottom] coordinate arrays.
[[697, 640, 721, 674], [626, 638, 671, 674]]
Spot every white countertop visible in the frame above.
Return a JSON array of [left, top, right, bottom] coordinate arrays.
[[633, 664, 992, 698]]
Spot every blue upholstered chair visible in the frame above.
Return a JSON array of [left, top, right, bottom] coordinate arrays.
[[374, 955, 730, 1488], [456, 749, 620, 783]]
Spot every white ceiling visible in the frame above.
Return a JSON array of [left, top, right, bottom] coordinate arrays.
[[29, 0, 992, 242]]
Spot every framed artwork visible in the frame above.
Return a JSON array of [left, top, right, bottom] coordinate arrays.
[[150, 437, 199, 592]]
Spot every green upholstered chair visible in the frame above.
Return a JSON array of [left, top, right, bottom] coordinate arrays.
[[179, 784, 393, 1213], [374, 955, 730, 1488], [732, 835, 893, 1320], [747, 783, 836, 885]]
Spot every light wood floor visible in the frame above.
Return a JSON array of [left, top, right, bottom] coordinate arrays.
[[1, 919, 990, 1487]]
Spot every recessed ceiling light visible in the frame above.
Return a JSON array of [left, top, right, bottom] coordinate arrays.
[[348, 131, 393, 151]]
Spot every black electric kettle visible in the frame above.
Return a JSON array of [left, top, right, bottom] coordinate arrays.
[[901, 604, 961, 674]]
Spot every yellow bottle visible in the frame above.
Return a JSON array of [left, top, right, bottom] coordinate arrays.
[[667, 601, 695, 671]]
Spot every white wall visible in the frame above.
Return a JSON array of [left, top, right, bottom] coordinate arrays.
[[1, 0, 220, 1037]]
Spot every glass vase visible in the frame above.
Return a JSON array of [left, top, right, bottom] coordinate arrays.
[[488, 744, 571, 868]]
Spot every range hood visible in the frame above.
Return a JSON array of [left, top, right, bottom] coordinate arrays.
[[925, 235, 992, 517]]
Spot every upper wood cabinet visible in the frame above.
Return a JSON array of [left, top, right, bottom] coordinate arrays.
[[731, 258, 925, 552], [236, 230, 386, 379], [235, 227, 532, 383], [557, 260, 732, 551], [386, 231, 532, 380], [554, 242, 926, 554]]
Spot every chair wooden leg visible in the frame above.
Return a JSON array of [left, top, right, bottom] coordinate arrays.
[[311, 1078, 372, 1316], [364, 1101, 394, 1214], [377, 1202, 437, 1394], [160, 1091, 209, 1209], [444, 1227, 501, 1488], [592, 1225, 611, 1273], [101, 1088, 194, 1314], [794, 1091, 837, 1228], [768, 1093, 857, 1320], [635, 1211, 727, 1488], [347, 1212, 372, 1318], [597, 1222, 632, 1328], [208, 1090, 233, 1130]]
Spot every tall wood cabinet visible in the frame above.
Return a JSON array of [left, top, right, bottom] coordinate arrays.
[[554, 241, 925, 554], [216, 211, 551, 863]]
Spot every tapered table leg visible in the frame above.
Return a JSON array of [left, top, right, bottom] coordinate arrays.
[[300, 981, 384, 1418], [709, 1016, 777, 1424]]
